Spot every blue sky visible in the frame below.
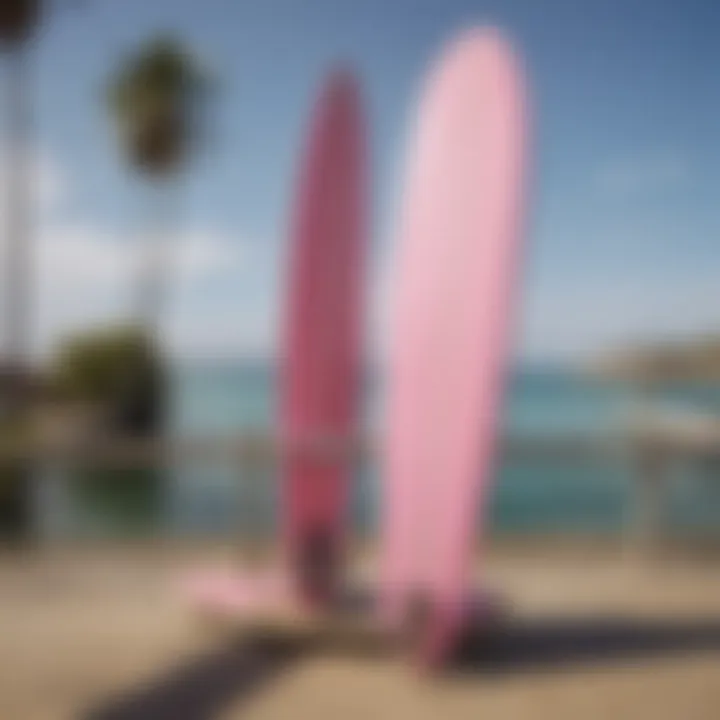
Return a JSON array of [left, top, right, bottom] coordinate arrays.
[[16, 0, 720, 363]]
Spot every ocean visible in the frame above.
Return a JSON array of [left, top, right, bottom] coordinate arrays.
[[29, 364, 720, 541]]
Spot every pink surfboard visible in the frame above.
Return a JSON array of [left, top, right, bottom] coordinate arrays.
[[280, 68, 366, 606], [380, 27, 528, 666], [182, 69, 366, 619]]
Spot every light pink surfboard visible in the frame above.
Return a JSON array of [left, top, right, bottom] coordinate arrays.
[[278, 67, 366, 607], [182, 69, 366, 619], [380, 27, 528, 666]]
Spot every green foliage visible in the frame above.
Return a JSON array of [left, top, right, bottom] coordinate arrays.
[[52, 325, 158, 401], [50, 325, 166, 436], [105, 34, 212, 176], [73, 466, 164, 534], [0, 0, 39, 45]]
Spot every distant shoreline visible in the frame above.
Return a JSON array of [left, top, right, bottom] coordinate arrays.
[[590, 336, 720, 385]]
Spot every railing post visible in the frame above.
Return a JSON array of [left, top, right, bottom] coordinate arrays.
[[628, 441, 668, 563]]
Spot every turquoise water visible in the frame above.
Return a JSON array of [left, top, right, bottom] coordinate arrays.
[[28, 365, 720, 540]]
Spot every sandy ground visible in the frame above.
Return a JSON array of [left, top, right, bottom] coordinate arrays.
[[1, 542, 720, 719]]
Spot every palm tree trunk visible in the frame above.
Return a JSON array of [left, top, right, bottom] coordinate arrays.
[[114, 181, 176, 439], [134, 180, 176, 337], [2, 41, 33, 419], [0, 43, 34, 543]]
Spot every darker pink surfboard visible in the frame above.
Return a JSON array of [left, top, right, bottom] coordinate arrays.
[[181, 70, 366, 621], [380, 28, 528, 666], [280, 68, 366, 607]]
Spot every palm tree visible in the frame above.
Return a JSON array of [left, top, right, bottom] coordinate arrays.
[[0, 1, 39, 44], [105, 35, 212, 434], [0, 0, 40, 421], [0, 2, 41, 544], [106, 34, 211, 331]]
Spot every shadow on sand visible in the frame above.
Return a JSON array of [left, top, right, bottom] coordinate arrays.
[[82, 636, 303, 720], [83, 615, 720, 718], [454, 615, 720, 675]]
